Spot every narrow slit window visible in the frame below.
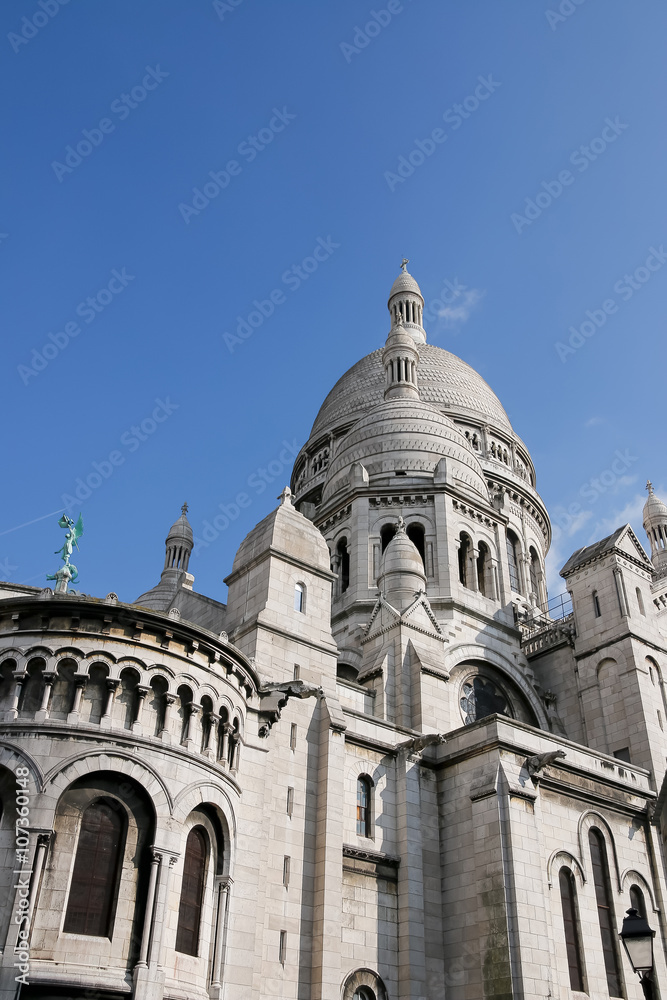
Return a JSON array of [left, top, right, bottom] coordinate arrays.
[[294, 582, 305, 613], [588, 829, 622, 997], [356, 775, 372, 837], [559, 867, 585, 991]]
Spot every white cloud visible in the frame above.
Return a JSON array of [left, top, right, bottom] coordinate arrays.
[[436, 287, 485, 327], [584, 416, 604, 427]]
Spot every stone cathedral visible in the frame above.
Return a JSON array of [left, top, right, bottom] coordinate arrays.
[[2, 265, 667, 1000]]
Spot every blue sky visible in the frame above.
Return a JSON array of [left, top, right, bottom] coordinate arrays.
[[2, 0, 666, 603]]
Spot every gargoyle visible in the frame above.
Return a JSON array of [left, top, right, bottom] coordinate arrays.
[[525, 749, 566, 778], [396, 733, 446, 754], [257, 680, 324, 738]]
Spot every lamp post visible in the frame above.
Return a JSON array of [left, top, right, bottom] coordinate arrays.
[[619, 907, 656, 1000]]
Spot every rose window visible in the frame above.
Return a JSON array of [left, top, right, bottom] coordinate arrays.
[[460, 676, 510, 725]]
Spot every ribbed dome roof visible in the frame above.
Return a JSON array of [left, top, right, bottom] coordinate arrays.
[[310, 344, 513, 439], [388, 269, 424, 300], [166, 512, 193, 544], [643, 484, 667, 526], [322, 398, 488, 503]]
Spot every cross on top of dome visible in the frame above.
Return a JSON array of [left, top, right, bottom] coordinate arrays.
[[401, 257, 409, 272]]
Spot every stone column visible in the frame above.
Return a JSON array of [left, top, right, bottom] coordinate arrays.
[[26, 833, 52, 929], [204, 713, 219, 759], [67, 673, 88, 722], [134, 851, 177, 1000], [0, 829, 53, 987], [469, 546, 480, 592], [133, 685, 151, 734], [135, 850, 161, 969], [101, 678, 120, 729], [219, 723, 231, 765], [148, 852, 178, 969], [210, 876, 233, 996], [160, 693, 176, 743], [7, 670, 27, 721], [184, 704, 201, 750], [35, 671, 57, 722]]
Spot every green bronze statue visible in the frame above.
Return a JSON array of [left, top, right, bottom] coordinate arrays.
[[47, 513, 84, 593]]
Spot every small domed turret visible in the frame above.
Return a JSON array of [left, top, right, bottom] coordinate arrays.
[[377, 517, 427, 610], [643, 480, 667, 578], [164, 502, 193, 576], [387, 258, 426, 344]]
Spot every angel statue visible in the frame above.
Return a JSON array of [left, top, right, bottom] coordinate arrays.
[[47, 513, 84, 593]]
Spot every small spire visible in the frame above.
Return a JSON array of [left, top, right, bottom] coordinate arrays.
[[401, 257, 409, 272], [647, 480, 654, 496], [181, 501, 189, 516], [278, 486, 293, 505], [397, 515, 406, 533]]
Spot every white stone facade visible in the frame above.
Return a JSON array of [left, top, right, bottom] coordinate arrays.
[[1, 266, 667, 1000]]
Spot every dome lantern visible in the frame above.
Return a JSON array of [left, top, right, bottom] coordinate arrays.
[[387, 258, 426, 345], [643, 480, 667, 578], [164, 502, 193, 575]]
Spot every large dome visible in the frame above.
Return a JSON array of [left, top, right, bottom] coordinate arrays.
[[310, 343, 513, 439], [322, 398, 489, 504]]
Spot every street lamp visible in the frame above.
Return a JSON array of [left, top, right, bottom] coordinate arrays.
[[619, 907, 656, 1000]]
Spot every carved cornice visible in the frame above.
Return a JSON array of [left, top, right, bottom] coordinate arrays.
[[342, 844, 400, 867]]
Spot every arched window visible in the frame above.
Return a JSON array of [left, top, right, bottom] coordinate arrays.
[[506, 531, 520, 592], [356, 776, 372, 838], [477, 542, 489, 598], [353, 989, 376, 1000], [406, 523, 425, 567], [458, 532, 471, 588], [380, 523, 396, 552], [529, 547, 540, 601], [337, 538, 350, 593], [559, 867, 585, 991], [630, 884, 647, 919], [636, 588, 645, 616], [588, 829, 622, 996], [175, 826, 208, 956], [592, 591, 601, 618], [294, 582, 305, 613], [64, 799, 126, 937]]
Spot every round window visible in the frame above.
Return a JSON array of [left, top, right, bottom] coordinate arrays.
[[460, 675, 510, 725]]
